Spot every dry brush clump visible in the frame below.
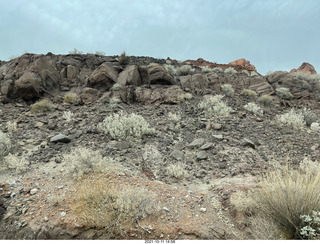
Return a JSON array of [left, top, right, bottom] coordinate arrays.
[[258, 94, 274, 107], [220, 84, 234, 97], [276, 87, 293, 100], [166, 162, 189, 180], [118, 51, 130, 65], [240, 158, 320, 239], [97, 111, 155, 142], [2, 153, 30, 174], [244, 102, 263, 116], [240, 89, 258, 100], [198, 95, 232, 118], [64, 92, 80, 104], [31, 99, 54, 113], [276, 109, 306, 130], [70, 175, 158, 238]]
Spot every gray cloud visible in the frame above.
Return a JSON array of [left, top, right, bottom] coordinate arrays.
[[1, 0, 319, 74]]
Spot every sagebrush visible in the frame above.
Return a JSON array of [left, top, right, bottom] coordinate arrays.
[[198, 95, 232, 118], [97, 111, 155, 142]]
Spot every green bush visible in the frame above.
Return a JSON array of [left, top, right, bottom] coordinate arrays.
[[198, 95, 232, 118], [97, 111, 155, 142]]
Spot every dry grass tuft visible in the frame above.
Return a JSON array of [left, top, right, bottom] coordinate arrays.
[[64, 92, 80, 104], [251, 159, 320, 239], [70, 175, 157, 237], [118, 51, 130, 65], [31, 99, 53, 113], [166, 163, 189, 180]]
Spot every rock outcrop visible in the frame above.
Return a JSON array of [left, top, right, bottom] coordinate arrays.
[[290, 62, 317, 75], [229, 58, 257, 72]]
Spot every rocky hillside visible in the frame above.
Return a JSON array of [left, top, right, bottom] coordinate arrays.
[[0, 53, 320, 240]]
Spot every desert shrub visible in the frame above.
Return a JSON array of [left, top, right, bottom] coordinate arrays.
[[251, 158, 320, 239], [95, 51, 105, 56], [97, 111, 155, 142], [212, 67, 223, 73], [69, 48, 83, 54], [166, 163, 188, 180], [176, 65, 195, 76], [64, 92, 80, 104], [244, 102, 263, 116], [250, 71, 259, 77], [62, 147, 106, 179], [293, 71, 311, 82], [118, 51, 130, 65], [163, 64, 176, 76], [198, 95, 232, 118], [221, 84, 234, 97], [70, 175, 157, 237], [6, 121, 18, 134], [240, 89, 258, 100], [266, 70, 274, 76], [310, 122, 320, 133], [183, 93, 193, 100], [2, 153, 30, 173], [276, 109, 306, 130], [111, 83, 123, 92], [31, 99, 53, 113], [62, 111, 74, 122], [258, 94, 274, 107], [109, 97, 121, 109], [201, 66, 213, 73], [168, 112, 181, 124], [0, 131, 11, 159], [224, 67, 238, 74], [302, 109, 317, 127], [300, 211, 320, 239], [276, 87, 293, 100]]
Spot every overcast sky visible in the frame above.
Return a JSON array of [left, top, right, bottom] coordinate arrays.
[[1, 0, 319, 74]]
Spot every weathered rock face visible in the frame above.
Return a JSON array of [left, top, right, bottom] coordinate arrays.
[[229, 58, 257, 72], [88, 63, 118, 91], [147, 63, 175, 85], [14, 72, 42, 100], [290, 62, 317, 75], [117, 65, 142, 86], [267, 71, 312, 98]]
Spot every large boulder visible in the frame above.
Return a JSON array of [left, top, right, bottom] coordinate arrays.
[[147, 63, 175, 85], [14, 72, 42, 100], [180, 74, 209, 95], [117, 65, 142, 86], [88, 63, 118, 91]]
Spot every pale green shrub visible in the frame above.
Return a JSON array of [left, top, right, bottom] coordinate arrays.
[[250, 71, 259, 77], [166, 163, 189, 180], [276, 87, 293, 100], [212, 67, 223, 73], [69, 48, 83, 54], [97, 111, 155, 142], [221, 84, 234, 97], [95, 51, 105, 56], [240, 89, 257, 100], [276, 109, 306, 130], [244, 102, 263, 116], [201, 66, 213, 73], [0, 130, 11, 159], [62, 111, 74, 122], [198, 95, 232, 118], [62, 147, 105, 179], [310, 122, 320, 133], [258, 94, 274, 107], [168, 112, 181, 124], [163, 64, 176, 76], [224, 67, 238, 74], [176, 65, 195, 76], [3, 153, 30, 173], [300, 211, 320, 239], [6, 121, 18, 134]]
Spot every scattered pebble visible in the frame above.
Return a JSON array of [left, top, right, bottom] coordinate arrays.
[[163, 207, 170, 212], [61, 212, 67, 217], [200, 208, 207, 212], [30, 188, 38, 195]]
